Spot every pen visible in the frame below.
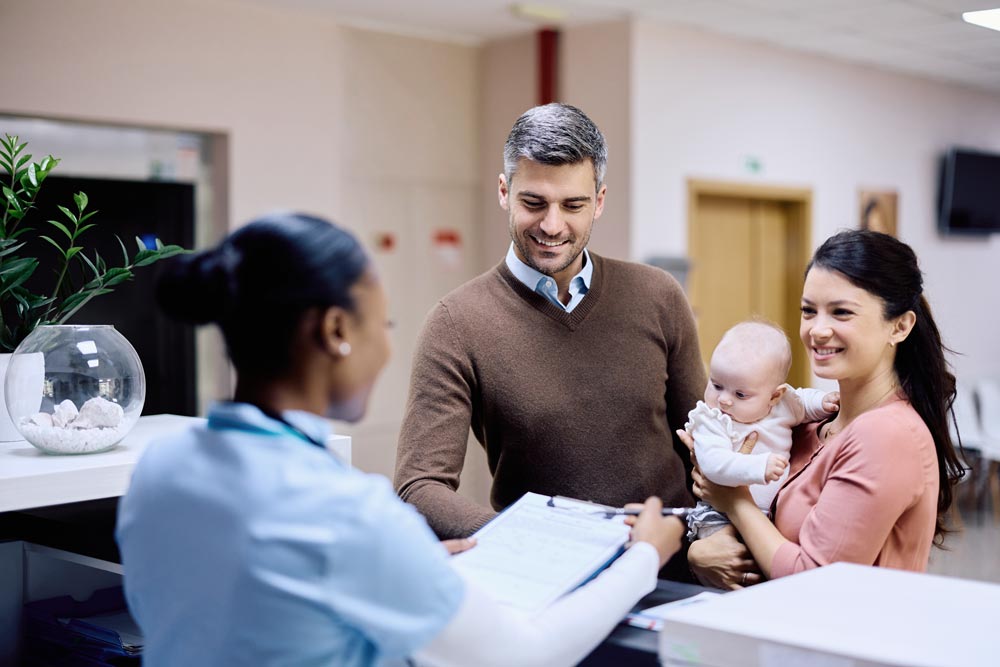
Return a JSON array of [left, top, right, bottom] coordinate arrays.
[[598, 506, 694, 518]]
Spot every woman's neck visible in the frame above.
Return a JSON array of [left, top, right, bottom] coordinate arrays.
[[833, 367, 900, 427], [233, 375, 326, 417]]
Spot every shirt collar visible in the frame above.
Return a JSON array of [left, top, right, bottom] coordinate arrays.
[[207, 401, 333, 449], [505, 243, 592, 293]]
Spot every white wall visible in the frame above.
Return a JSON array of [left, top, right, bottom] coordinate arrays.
[[631, 21, 1000, 384]]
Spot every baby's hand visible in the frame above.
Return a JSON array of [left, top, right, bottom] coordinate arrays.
[[764, 455, 788, 483], [822, 391, 841, 413]]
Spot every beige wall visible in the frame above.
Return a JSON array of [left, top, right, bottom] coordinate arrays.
[[336, 27, 486, 493], [0, 0, 490, 489], [561, 20, 632, 261], [479, 24, 633, 264], [0, 0, 345, 226], [478, 33, 537, 265]]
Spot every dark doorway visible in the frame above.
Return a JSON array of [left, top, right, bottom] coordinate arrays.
[[21, 175, 197, 417]]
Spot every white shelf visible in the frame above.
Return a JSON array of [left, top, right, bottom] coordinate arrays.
[[0, 414, 352, 513], [0, 414, 202, 513]]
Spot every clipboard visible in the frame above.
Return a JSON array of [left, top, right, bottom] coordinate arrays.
[[449, 492, 632, 615]]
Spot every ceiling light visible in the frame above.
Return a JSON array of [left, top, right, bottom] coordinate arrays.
[[510, 3, 567, 24], [963, 8, 1000, 32]]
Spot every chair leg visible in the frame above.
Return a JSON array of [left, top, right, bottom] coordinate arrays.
[[989, 461, 1000, 525], [949, 496, 965, 531]]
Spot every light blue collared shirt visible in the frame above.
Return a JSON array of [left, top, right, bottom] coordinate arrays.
[[505, 243, 593, 312], [117, 402, 462, 667]]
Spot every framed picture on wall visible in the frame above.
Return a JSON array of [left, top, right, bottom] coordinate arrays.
[[859, 189, 898, 237]]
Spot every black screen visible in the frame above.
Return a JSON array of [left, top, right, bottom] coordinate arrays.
[[939, 148, 1000, 235], [18, 175, 197, 416]]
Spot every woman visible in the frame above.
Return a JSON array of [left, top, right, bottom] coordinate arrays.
[[116, 212, 684, 667], [687, 229, 965, 589]]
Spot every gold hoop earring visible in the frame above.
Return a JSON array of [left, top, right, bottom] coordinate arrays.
[[338, 342, 351, 356]]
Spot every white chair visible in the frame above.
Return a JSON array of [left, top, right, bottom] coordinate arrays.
[[950, 383, 984, 525], [974, 379, 1000, 524], [952, 383, 984, 454]]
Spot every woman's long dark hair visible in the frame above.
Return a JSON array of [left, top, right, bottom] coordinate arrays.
[[155, 212, 369, 377], [808, 229, 966, 545]]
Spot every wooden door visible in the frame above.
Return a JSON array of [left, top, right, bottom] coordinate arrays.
[[688, 183, 811, 388]]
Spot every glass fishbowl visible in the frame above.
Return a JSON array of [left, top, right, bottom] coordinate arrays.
[[4, 325, 145, 454]]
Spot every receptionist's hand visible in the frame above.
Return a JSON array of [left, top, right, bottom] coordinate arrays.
[[624, 497, 685, 568]]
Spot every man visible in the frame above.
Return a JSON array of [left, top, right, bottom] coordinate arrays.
[[394, 104, 706, 560]]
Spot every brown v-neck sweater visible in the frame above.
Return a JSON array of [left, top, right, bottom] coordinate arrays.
[[394, 253, 706, 539]]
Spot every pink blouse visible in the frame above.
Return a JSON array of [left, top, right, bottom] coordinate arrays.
[[770, 396, 939, 577]]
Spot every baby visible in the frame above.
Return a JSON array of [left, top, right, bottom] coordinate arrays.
[[686, 320, 839, 540]]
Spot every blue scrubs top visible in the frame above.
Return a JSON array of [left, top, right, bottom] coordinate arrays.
[[116, 402, 463, 667]]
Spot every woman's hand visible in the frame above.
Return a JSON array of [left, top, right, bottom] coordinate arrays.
[[441, 537, 477, 555], [677, 428, 758, 515], [623, 497, 685, 568], [687, 526, 762, 590], [691, 465, 755, 515]]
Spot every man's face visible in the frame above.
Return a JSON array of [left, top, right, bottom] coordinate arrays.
[[499, 159, 606, 282]]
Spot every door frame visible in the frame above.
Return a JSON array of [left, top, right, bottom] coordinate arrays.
[[686, 179, 813, 388]]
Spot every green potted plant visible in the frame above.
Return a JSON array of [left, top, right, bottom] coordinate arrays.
[[0, 133, 188, 440]]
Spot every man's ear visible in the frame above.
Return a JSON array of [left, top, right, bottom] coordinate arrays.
[[770, 384, 788, 407], [593, 183, 607, 220], [498, 173, 510, 211]]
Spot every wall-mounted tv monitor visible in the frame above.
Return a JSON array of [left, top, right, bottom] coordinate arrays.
[[938, 147, 1000, 236]]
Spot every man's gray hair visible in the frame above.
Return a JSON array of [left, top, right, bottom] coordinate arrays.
[[503, 103, 608, 190]]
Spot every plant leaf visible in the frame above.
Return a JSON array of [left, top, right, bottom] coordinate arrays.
[[0, 258, 38, 294], [65, 246, 84, 261], [37, 235, 66, 257], [15, 153, 32, 171], [102, 267, 133, 287], [3, 187, 22, 211], [0, 240, 26, 258], [133, 245, 189, 266], [79, 252, 99, 278], [73, 191, 88, 212], [132, 249, 158, 266], [116, 236, 129, 265], [57, 204, 77, 224], [0, 256, 37, 278], [47, 219, 74, 241]]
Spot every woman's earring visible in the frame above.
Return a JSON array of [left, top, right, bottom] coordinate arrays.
[[338, 342, 351, 356]]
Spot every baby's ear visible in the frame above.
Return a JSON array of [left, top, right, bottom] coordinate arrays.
[[769, 385, 787, 406]]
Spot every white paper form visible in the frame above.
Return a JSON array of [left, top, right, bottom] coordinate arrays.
[[450, 492, 631, 615]]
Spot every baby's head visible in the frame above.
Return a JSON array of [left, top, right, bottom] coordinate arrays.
[[705, 320, 792, 424]]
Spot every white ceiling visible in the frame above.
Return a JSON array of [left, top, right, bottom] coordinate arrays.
[[243, 0, 1000, 92]]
